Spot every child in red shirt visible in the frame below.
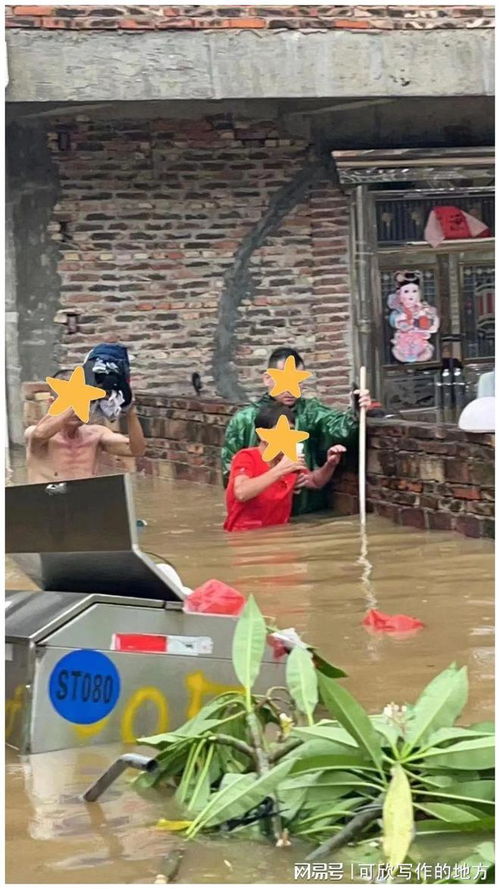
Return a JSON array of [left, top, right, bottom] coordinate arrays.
[[224, 403, 346, 532]]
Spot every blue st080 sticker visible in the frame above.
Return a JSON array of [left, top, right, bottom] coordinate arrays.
[[49, 650, 121, 724]]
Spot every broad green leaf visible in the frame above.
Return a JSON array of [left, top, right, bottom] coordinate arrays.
[[187, 758, 292, 835], [416, 780, 494, 806], [231, 595, 266, 707], [133, 770, 160, 791], [292, 737, 364, 761], [290, 753, 379, 774], [426, 726, 492, 747], [415, 802, 482, 823], [304, 784, 354, 804], [404, 664, 468, 752], [313, 653, 347, 680], [414, 816, 494, 834], [419, 773, 454, 788], [286, 646, 318, 724], [419, 770, 480, 786], [292, 721, 358, 748], [278, 773, 316, 821], [278, 770, 376, 820], [297, 796, 365, 826], [156, 819, 192, 832], [422, 736, 494, 771], [176, 738, 206, 804], [178, 697, 245, 735], [371, 715, 401, 749], [469, 722, 495, 734], [185, 745, 215, 813], [303, 770, 378, 788], [139, 692, 245, 746], [140, 738, 193, 784], [187, 773, 254, 837], [475, 841, 495, 865], [318, 673, 384, 773], [219, 772, 246, 790], [138, 732, 180, 747], [383, 764, 414, 869]]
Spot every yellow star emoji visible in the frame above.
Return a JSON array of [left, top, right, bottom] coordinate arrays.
[[46, 366, 106, 423], [256, 414, 309, 462], [267, 355, 311, 398]]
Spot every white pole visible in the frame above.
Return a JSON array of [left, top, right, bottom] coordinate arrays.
[[357, 366, 378, 619], [358, 366, 367, 528]]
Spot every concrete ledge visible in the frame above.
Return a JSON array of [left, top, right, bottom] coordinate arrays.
[[6, 28, 494, 103]]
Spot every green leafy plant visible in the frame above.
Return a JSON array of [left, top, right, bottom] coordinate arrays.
[[137, 599, 494, 869]]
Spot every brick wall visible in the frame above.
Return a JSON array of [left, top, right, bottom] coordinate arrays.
[[132, 396, 498, 538], [5, 6, 495, 31], [19, 385, 495, 537], [136, 391, 360, 516], [367, 419, 495, 539], [138, 392, 235, 485], [47, 114, 352, 406], [22, 381, 52, 427]]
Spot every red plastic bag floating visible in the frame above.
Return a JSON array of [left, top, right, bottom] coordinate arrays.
[[363, 609, 424, 634], [183, 579, 246, 616]]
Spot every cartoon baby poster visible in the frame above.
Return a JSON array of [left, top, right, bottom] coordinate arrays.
[[387, 270, 440, 363]]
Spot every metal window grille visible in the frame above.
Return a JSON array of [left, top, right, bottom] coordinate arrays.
[[462, 264, 495, 359], [376, 195, 494, 245]]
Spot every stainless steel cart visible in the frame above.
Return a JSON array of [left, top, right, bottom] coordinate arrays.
[[6, 475, 288, 754]]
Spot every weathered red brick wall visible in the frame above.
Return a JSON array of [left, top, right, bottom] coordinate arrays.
[[5, 6, 494, 31], [367, 419, 495, 539], [138, 392, 235, 485], [136, 397, 496, 538], [47, 115, 351, 405], [136, 390, 359, 516], [19, 385, 495, 537]]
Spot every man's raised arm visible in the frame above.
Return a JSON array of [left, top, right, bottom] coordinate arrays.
[[307, 388, 372, 453], [27, 407, 76, 443], [100, 405, 146, 458]]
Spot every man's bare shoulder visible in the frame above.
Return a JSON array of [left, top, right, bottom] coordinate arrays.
[[25, 425, 46, 448], [83, 423, 110, 440]]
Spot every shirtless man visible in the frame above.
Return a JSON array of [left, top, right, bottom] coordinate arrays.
[[25, 403, 146, 484]]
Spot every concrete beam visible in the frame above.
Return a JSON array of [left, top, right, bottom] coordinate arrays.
[[6, 29, 494, 104]]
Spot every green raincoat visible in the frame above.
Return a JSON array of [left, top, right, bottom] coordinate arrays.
[[221, 394, 359, 516]]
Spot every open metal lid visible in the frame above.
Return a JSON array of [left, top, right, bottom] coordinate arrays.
[[6, 475, 185, 603]]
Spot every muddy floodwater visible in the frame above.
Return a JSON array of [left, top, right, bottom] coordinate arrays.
[[6, 472, 495, 884]]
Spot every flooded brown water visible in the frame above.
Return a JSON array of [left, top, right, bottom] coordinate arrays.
[[6, 471, 495, 883]]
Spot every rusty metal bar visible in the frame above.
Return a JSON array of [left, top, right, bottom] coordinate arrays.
[[82, 753, 158, 802]]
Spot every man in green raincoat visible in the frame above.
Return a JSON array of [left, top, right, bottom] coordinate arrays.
[[221, 347, 372, 516]]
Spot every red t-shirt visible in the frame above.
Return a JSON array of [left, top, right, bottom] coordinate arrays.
[[224, 447, 298, 532]]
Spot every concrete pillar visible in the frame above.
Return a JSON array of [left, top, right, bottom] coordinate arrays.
[[5, 201, 24, 446]]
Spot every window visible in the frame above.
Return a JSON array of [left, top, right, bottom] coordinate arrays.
[[461, 262, 495, 359], [371, 191, 494, 413], [376, 193, 494, 246]]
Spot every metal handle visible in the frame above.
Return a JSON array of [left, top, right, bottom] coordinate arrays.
[[82, 753, 158, 802]]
